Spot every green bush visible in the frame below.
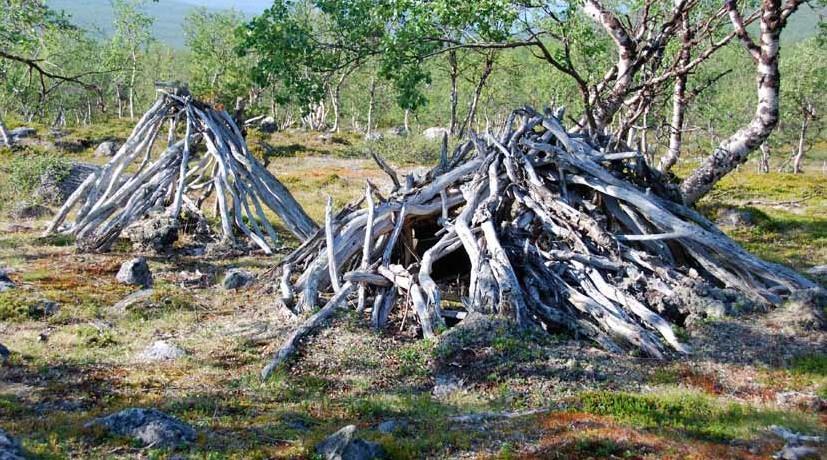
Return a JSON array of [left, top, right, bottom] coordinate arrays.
[[6, 152, 71, 194]]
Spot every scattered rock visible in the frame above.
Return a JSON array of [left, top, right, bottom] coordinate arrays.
[[35, 162, 100, 206], [85, 408, 196, 448], [775, 391, 825, 412], [111, 289, 154, 313], [29, 300, 60, 318], [116, 257, 153, 288], [94, 140, 120, 157], [10, 201, 52, 219], [0, 343, 9, 364], [0, 428, 25, 460], [281, 414, 316, 432], [9, 127, 35, 141], [715, 207, 756, 228], [775, 445, 821, 460], [315, 425, 387, 460], [317, 132, 334, 143], [259, 116, 277, 133], [136, 340, 186, 363], [377, 419, 408, 434], [222, 268, 254, 290], [783, 289, 827, 331], [807, 265, 827, 277], [0, 270, 15, 292], [125, 214, 178, 253], [422, 127, 450, 141], [175, 270, 212, 288]]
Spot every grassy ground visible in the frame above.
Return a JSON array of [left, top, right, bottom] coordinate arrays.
[[0, 124, 825, 459]]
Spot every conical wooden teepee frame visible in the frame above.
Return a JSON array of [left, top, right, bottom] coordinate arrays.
[[45, 87, 318, 253]]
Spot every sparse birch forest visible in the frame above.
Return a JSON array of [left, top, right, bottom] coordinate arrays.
[[0, 0, 826, 458]]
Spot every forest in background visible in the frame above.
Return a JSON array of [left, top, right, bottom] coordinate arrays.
[[1, 0, 825, 177]]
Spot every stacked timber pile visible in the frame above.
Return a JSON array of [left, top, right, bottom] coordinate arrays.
[[45, 86, 317, 252], [262, 107, 816, 379]]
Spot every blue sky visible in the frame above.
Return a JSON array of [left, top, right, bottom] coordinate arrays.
[[174, 0, 272, 14]]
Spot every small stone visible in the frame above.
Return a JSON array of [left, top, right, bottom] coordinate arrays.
[[116, 257, 153, 288], [85, 408, 195, 448], [94, 140, 119, 157], [315, 425, 387, 460], [136, 340, 186, 362], [0, 428, 25, 460], [0, 343, 10, 363], [807, 265, 827, 276], [222, 268, 254, 290], [775, 445, 821, 460]]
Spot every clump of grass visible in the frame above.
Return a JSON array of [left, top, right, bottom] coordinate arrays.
[[789, 354, 827, 377], [579, 390, 822, 441], [76, 325, 117, 347], [396, 340, 433, 377], [0, 291, 33, 321]]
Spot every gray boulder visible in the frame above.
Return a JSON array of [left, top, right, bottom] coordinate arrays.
[[136, 340, 186, 363], [377, 419, 408, 434], [10, 201, 52, 219], [85, 408, 195, 448], [422, 127, 450, 141], [784, 288, 827, 331], [385, 127, 407, 137], [716, 207, 755, 228], [112, 289, 154, 313], [94, 140, 120, 157], [0, 343, 9, 364], [9, 127, 35, 141], [775, 445, 821, 460], [0, 270, 15, 292], [29, 300, 59, 318], [315, 425, 387, 460], [806, 265, 827, 277], [259, 116, 277, 133], [124, 214, 178, 253], [35, 162, 100, 206], [222, 268, 254, 290], [0, 428, 25, 460], [116, 257, 153, 288]]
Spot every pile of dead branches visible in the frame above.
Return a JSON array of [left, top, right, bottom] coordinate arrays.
[[262, 107, 816, 379], [46, 87, 317, 252]]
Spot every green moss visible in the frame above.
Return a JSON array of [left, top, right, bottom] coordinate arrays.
[[579, 390, 822, 441]]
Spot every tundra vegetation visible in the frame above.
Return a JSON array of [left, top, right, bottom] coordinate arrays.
[[0, 0, 825, 459]]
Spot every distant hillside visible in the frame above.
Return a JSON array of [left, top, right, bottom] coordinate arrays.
[[48, 0, 820, 49], [46, 0, 268, 49]]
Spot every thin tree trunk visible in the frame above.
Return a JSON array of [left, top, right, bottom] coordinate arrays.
[[129, 50, 137, 120], [681, 0, 801, 205], [117, 84, 124, 119], [0, 112, 10, 146], [759, 142, 770, 173], [448, 50, 459, 135], [404, 109, 410, 134], [365, 76, 376, 139], [659, 14, 692, 173], [459, 53, 495, 139], [793, 113, 810, 174]]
